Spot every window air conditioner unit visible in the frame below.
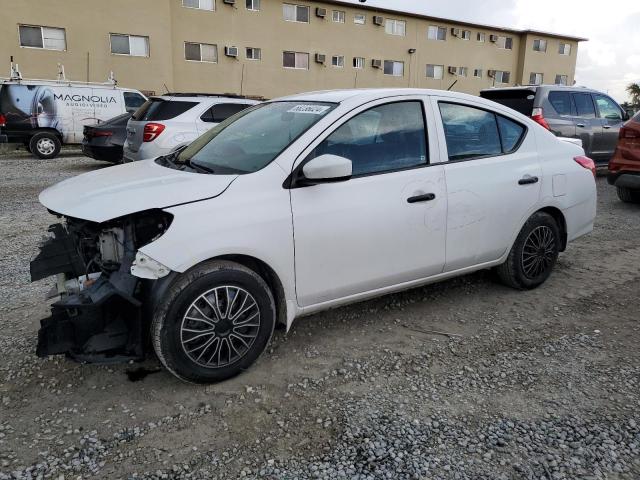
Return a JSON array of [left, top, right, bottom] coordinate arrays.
[[316, 7, 327, 17], [223, 0, 235, 4], [315, 53, 326, 64], [448, 66, 458, 75], [225, 46, 239, 57], [489, 35, 498, 43], [488, 69, 496, 77], [451, 28, 461, 37], [373, 16, 384, 26], [371, 59, 382, 68]]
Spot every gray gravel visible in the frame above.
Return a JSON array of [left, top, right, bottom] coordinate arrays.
[[1, 153, 639, 479]]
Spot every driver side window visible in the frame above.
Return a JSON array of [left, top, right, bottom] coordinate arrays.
[[309, 101, 428, 176], [594, 94, 622, 120]]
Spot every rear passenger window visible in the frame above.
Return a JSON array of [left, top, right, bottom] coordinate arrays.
[[548, 91, 573, 116], [132, 100, 197, 121], [201, 103, 252, 123], [497, 116, 525, 153], [572, 93, 596, 118], [439, 103, 502, 160], [310, 101, 427, 176]]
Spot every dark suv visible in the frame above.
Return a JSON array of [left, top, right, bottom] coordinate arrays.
[[481, 85, 629, 165]]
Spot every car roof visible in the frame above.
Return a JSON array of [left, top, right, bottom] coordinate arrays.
[[480, 85, 601, 95], [276, 88, 482, 104], [154, 94, 260, 103]]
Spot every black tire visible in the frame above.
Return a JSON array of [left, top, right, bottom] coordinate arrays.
[[152, 260, 275, 384], [496, 212, 560, 290], [616, 186, 640, 204], [29, 132, 61, 159]]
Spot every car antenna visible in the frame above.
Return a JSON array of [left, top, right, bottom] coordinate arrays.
[[447, 80, 458, 91]]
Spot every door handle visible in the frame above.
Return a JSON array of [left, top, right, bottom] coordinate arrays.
[[577, 124, 585, 128], [603, 125, 612, 129], [518, 176, 539, 185], [407, 193, 436, 203]]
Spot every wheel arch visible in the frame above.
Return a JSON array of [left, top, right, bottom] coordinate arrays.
[[536, 206, 568, 251], [29, 128, 64, 142]]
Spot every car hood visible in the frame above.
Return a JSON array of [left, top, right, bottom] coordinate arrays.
[[39, 159, 237, 223]]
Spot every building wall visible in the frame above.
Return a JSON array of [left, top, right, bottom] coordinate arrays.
[[0, 0, 582, 98]]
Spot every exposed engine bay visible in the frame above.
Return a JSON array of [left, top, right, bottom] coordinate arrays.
[[30, 210, 173, 363]]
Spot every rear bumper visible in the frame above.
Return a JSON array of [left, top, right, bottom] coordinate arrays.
[[607, 171, 640, 189], [82, 143, 123, 163]]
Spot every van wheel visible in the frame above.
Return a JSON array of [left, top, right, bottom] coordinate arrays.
[[30, 132, 61, 159], [496, 212, 560, 290], [152, 260, 276, 384], [616, 187, 640, 204]]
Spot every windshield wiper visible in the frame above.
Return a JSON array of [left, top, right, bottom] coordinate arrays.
[[187, 160, 215, 174]]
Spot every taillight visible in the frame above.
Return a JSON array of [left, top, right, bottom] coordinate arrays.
[[93, 130, 113, 137], [619, 126, 639, 139], [143, 123, 165, 142], [574, 155, 596, 178], [531, 108, 550, 130], [0, 114, 6, 127]]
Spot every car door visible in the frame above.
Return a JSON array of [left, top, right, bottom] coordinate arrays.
[[431, 98, 541, 271], [593, 93, 625, 159], [545, 90, 577, 139], [571, 92, 600, 159], [290, 98, 447, 307]]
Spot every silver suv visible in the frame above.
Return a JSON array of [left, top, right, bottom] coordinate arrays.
[[481, 85, 630, 165], [123, 94, 260, 161]]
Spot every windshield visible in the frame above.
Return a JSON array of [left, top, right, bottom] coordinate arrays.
[[177, 101, 336, 174]]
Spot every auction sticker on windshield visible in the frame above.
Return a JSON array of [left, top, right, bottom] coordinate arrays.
[[287, 104, 332, 115]]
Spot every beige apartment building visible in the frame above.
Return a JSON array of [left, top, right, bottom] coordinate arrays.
[[0, 0, 585, 98]]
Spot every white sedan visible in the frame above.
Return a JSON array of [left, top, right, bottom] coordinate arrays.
[[31, 89, 597, 383]]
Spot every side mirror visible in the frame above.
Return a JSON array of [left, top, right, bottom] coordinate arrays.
[[623, 110, 632, 121], [301, 154, 352, 185]]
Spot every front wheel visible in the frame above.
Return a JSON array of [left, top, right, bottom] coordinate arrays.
[[29, 132, 61, 159], [152, 261, 275, 384], [496, 212, 560, 290]]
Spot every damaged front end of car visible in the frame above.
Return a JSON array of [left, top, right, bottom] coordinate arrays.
[[30, 210, 173, 363]]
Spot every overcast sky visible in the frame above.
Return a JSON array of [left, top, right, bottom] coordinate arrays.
[[342, 0, 640, 103]]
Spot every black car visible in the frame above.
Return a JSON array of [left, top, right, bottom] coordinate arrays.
[[82, 113, 131, 163]]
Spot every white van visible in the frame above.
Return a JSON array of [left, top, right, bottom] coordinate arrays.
[[0, 79, 146, 159]]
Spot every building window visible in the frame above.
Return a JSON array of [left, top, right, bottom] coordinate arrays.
[[474, 68, 483, 78], [461, 30, 471, 40], [494, 70, 511, 84], [111, 34, 150, 57], [354, 14, 366, 25], [283, 51, 309, 69], [18, 25, 66, 51], [451, 66, 468, 77], [383, 60, 404, 76], [182, 0, 214, 10], [529, 72, 544, 85], [246, 0, 260, 11], [533, 39, 547, 52], [185, 42, 218, 62], [246, 47, 262, 60], [283, 3, 309, 23], [332, 10, 345, 23], [385, 19, 406, 36], [559, 43, 571, 55], [353, 57, 365, 69], [497, 36, 513, 50], [428, 25, 447, 41], [555, 74, 568, 85], [477, 32, 485, 42], [426, 64, 444, 79], [332, 55, 344, 67]]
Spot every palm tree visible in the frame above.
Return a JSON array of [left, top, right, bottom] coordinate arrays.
[[627, 83, 640, 107]]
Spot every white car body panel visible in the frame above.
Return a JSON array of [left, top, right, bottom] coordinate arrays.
[[38, 88, 597, 331]]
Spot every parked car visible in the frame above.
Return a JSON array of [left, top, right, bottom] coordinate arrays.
[[480, 85, 629, 165], [608, 110, 640, 203], [31, 89, 597, 383], [82, 113, 131, 163], [0, 78, 146, 159], [123, 94, 260, 162]]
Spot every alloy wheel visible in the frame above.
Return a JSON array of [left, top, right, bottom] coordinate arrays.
[[37, 138, 56, 156], [521, 225, 556, 279]]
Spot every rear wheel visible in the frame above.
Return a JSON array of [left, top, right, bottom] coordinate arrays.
[[29, 132, 61, 159], [616, 186, 640, 204], [152, 260, 275, 384], [496, 212, 560, 290]]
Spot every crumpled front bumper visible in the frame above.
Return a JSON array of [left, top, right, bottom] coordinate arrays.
[[31, 223, 146, 363]]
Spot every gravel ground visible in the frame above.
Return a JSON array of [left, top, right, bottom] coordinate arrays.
[[0, 152, 639, 480]]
